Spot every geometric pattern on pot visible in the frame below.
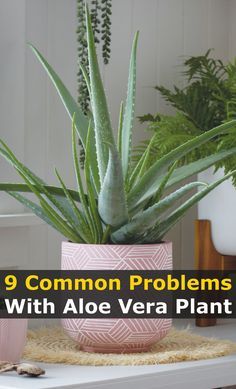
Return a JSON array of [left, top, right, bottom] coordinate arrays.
[[61, 242, 172, 271], [61, 242, 172, 353], [61, 317, 172, 353]]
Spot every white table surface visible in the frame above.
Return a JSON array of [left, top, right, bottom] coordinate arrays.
[[1, 319, 235, 389]]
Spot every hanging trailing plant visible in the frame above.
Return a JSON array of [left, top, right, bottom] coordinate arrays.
[[77, 0, 112, 109], [101, 0, 112, 64], [91, 0, 101, 44], [76, 0, 112, 166]]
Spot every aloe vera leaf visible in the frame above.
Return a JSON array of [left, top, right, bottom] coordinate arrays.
[[84, 121, 103, 243], [117, 101, 124, 155], [9, 191, 82, 239], [15, 167, 81, 242], [0, 141, 82, 235], [129, 134, 156, 189], [29, 44, 88, 143], [28, 44, 100, 191], [98, 146, 129, 228], [80, 63, 91, 96], [131, 147, 236, 215], [85, 5, 116, 182], [150, 161, 178, 204], [166, 148, 236, 189], [0, 183, 80, 201], [0, 143, 85, 222], [55, 169, 92, 242], [0, 182, 84, 224], [128, 120, 236, 208], [111, 181, 205, 243], [72, 116, 93, 228], [129, 147, 236, 216], [121, 31, 139, 180], [131, 161, 177, 215], [145, 171, 236, 243]]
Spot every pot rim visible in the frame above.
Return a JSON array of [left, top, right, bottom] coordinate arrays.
[[62, 241, 172, 248]]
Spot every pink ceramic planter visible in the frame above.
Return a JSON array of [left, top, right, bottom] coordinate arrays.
[[0, 319, 28, 362], [61, 242, 172, 353]]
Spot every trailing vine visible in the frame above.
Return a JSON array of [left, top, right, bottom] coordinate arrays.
[[91, 0, 101, 44], [77, 0, 89, 115], [76, 0, 112, 166], [101, 0, 112, 64]]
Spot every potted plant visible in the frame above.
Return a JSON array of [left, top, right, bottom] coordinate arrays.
[[138, 51, 236, 255], [0, 7, 236, 353]]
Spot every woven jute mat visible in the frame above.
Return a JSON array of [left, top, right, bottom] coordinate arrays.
[[23, 326, 236, 366]]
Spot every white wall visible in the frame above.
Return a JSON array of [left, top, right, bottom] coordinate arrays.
[[0, 0, 232, 271]]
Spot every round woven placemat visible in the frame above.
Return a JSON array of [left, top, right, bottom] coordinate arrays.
[[23, 326, 236, 366]]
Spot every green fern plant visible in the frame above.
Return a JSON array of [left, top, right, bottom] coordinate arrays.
[[156, 50, 229, 131], [138, 50, 236, 185], [134, 113, 217, 170], [0, 8, 236, 244]]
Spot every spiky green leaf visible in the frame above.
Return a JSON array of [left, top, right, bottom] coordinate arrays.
[[98, 146, 128, 228], [129, 134, 156, 189], [55, 168, 92, 242], [0, 183, 81, 202], [151, 161, 177, 205], [29, 43, 100, 191], [84, 122, 103, 242], [80, 63, 91, 96], [15, 168, 81, 242], [72, 116, 93, 228], [117, 101, 124, 155], [0, 141, 82, 238], [121, 31, 139, 179], [144, 171, 236, 243], [85, 4, 116, 182], [128, 120, 236, 209], [112, 181, 205, 243], [8, 191, 74, 237], [166, 147, 236, 189]]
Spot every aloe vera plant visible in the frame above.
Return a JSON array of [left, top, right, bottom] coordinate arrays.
[[0, 5, 236, 244]]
